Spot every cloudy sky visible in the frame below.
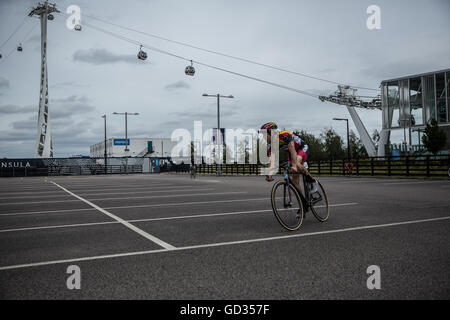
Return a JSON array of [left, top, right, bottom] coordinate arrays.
[[0, 0, 449, 157]]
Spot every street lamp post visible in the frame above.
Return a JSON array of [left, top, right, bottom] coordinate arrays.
[[413, 128, 424, 152], [202, 93, 234, 175], [333, 118, 350, 162], [102, 115, 107, 174], [399, 117, 411, 154], [113, 112, 139, 173]]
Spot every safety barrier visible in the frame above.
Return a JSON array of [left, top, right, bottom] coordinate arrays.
[[169, 155, 450, 178], [0, 165, 143, 177]]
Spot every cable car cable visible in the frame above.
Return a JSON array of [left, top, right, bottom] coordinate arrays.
[[80, 20, 319, 98], [0, 21, 39, 65], [80, 12, 378, 91], [0, 16, 29, 51]]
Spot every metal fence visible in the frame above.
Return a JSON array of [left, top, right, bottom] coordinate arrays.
[[2, 155, 449, 178], [0, 157, 162, 177], [0, 165, 143, 177], [309, 155, 450, 177], [169, 155, 450, 178]]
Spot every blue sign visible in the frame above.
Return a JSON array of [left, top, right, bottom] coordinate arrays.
[[114, 139, 130, 146], [392, 149, 401, 160]]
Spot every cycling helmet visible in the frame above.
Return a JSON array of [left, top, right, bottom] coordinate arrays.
[[260, 122, 278, 132]]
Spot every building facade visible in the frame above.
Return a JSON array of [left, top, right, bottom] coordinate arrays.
[[378, 69, 450, 156], [90, 137, 177, 158]]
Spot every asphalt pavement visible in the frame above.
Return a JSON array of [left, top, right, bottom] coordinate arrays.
[[0, 174, 449, 299]]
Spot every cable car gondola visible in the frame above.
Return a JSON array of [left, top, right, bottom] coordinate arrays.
[[17, 44, 22, 52], [185, 60, 195, 76], [74, 24, 82, 31], [137, 45, 147, 60]]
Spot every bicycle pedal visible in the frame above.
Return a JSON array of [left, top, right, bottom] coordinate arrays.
[[312, 195, 322, 204]]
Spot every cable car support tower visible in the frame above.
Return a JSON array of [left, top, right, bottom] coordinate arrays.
[[319, 85, 381, 157], [28, 1, 59, 157]]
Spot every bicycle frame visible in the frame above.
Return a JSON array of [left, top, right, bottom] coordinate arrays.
[[282, 164, 311, 212]]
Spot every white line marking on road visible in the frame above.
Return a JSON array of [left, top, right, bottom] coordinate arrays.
[[0, 187, 213, 200], [0, 203, 360, 233], [49, 181, 176, 250], [0, 207, 96, 217], [0, 184, 188, 195], [381, 180, 450, 186], [0, 215, 448, 271], [336, 178, 410, 184], [0, 197, 265, 217], [0, 191, 247, 206]]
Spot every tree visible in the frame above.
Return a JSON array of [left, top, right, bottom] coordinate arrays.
[[372, 129, 380, 153], [295, 130, 326, 160], [422, 118, 447, 155], [349, 130, 368, 158], [320, 128, 345, 160]]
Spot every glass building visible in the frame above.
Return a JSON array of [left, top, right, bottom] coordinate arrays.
[[378, 69, 450, 156]]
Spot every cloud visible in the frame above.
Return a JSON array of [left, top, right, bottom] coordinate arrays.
[[0, 129, 35, 142], [0, 77, 9, 89], [73, 48, 146, 65], [165, 81, 190, 91], [0, 95, 97, 157], [27, 34, 40, 43], [49, 95, 96, 119], [11, 118, 36, 130], [0, 95, 95, 120], [52, 95, 89, 104], [171, 106, 238, 119], [0, 104, 35, 114], [50, 81, 90, 89]]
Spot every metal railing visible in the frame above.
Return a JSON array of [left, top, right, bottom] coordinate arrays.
[[167, 155, 450, 178], [309, 155, 450, 177], [2, 155, 449, 178], [0, 165, 143, 177]]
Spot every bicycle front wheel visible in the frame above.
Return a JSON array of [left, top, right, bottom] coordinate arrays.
[[271, 180, 304, 231], [310, 179, 330, 222]]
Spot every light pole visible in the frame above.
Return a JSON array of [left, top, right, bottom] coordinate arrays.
[[413, 128, 424, 152], [113, 112, 139, 173], [202, 93, 234, 175], [102, 115, 107, 174], [399, 117, 411, 153], [333, 117, 350, 162]]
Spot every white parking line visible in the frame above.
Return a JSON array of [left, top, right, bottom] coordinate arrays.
[[0, 191, 247, 206], [0, 215, 448, 271], [0, 202, 360, 233], [0, 184, 184, 194], [382, 180, 450, 186], [0, 187, 214, 200], [0, 197, 269, 217], [49, 181, 176, 250], [336, 178, 411, 184]]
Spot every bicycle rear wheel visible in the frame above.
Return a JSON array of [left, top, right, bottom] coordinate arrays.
[[271, 180, 304, 231], [310, 179, 330, 222]]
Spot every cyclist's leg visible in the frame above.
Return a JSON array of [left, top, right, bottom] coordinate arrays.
[[297, 149, 316, 182], [296, 149, 319, 194], [290, 153, 304, 193]]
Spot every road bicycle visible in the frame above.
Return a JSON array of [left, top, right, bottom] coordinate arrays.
[[270, 162, 330, 231]]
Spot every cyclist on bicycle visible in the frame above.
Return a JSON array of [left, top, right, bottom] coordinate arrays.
[[260, 122, 318, 193]]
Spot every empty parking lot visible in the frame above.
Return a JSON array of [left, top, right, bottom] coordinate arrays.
[[0, 174, 449, 299]]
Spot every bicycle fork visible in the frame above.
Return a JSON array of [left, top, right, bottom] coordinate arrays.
[[283, 170, 293, 207]]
